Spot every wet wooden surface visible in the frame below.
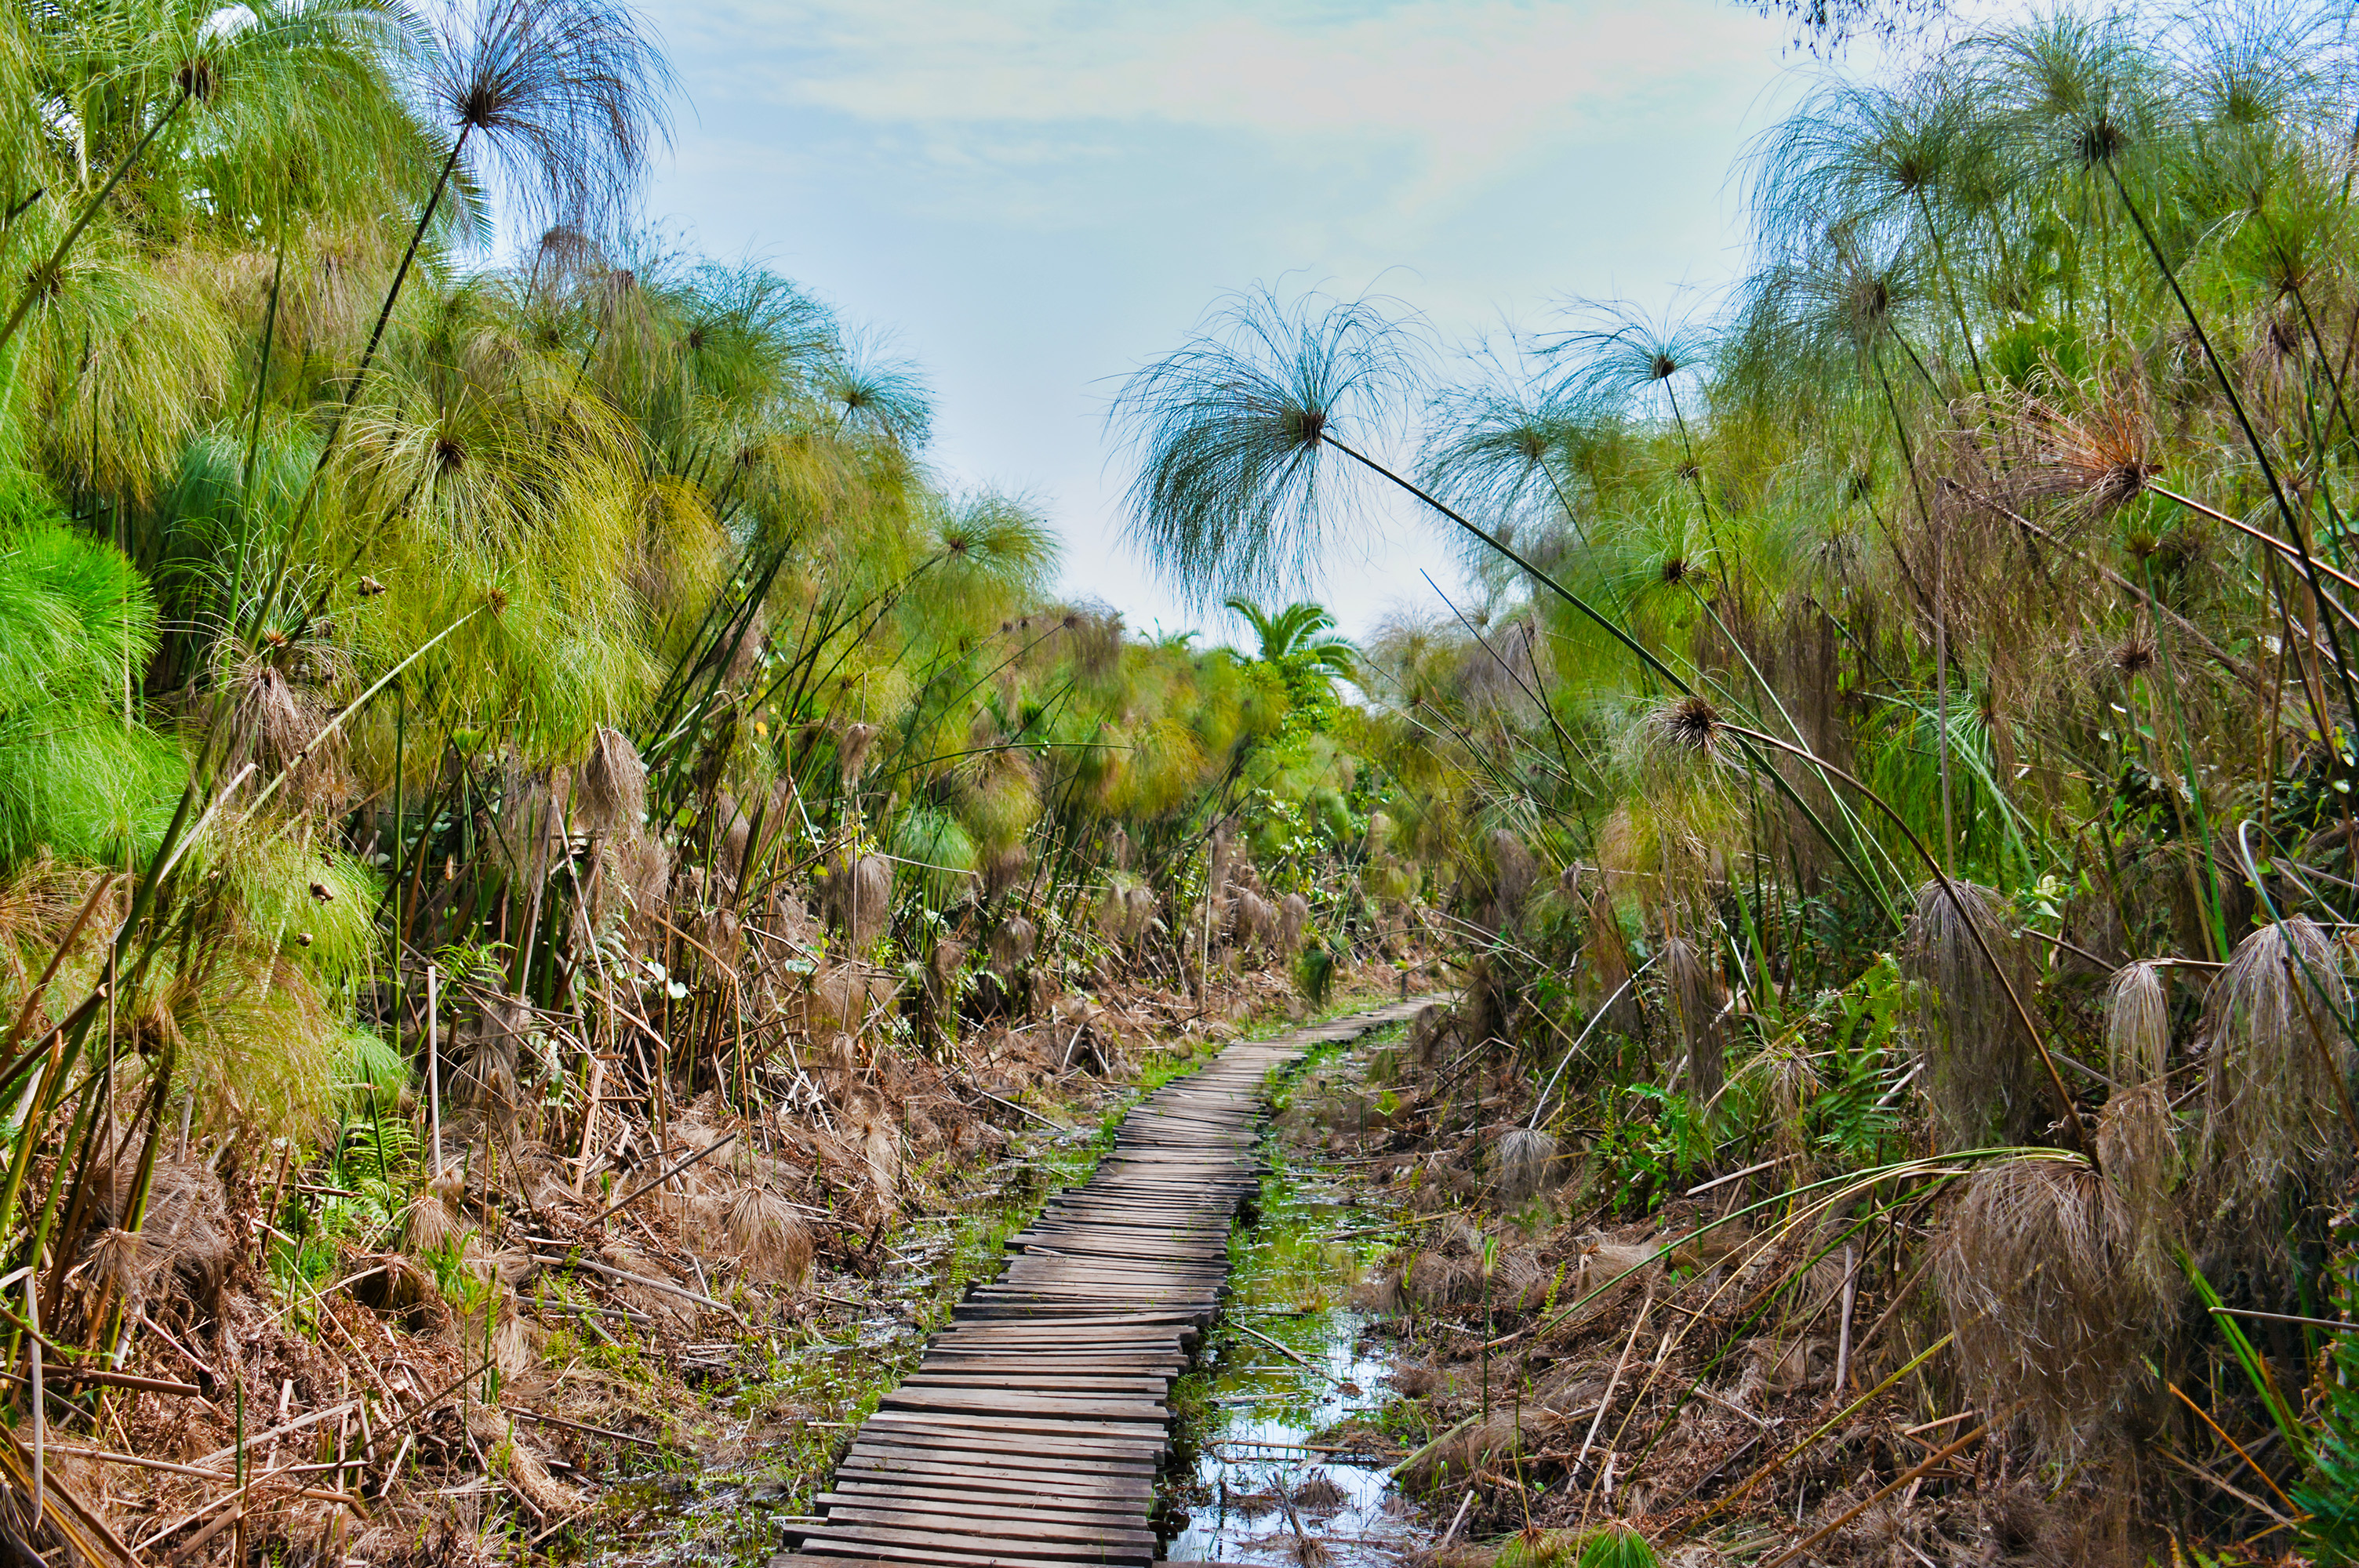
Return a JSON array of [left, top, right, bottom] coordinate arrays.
[[772, 997, 1434, 1568]]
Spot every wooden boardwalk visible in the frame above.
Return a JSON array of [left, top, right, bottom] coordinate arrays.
[[772, 998, 1430, 1568]]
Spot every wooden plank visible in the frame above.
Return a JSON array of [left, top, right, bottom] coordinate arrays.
[[856, 1413, 1169, 1450], [921, 1349, 1187, 1367], [936, 1305, 1208, 1319], [824, 1479, 1147, 1516], [783, 1539, 1130, 1568], [860, 1412, 1169, 1450], [897, 1373, 1172, 1395], [835, 1461, 1154, 1501], [877, 1388, 1171, 1422], [812, 1504, 1159, 1551], [838, 1447, 1158, 1488], [790, 1534, 1150, 1568], [791, 1528, 1151, 1567]]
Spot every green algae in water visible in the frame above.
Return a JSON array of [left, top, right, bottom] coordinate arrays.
[[1164, 1037, 1438, 1566]]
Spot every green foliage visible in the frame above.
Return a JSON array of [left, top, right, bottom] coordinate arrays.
[[2186, 1254, 2311, 1464], [0, 499, 155, 705], [2297, 1203, 2359, 1560], [0, 505, 180, 866], [1724, 953, 1915, 1171], [892, 803, 979, 911], [1590, 1081, 1712, 1215], [1492, 1525, 1659, 1568], [333, 1029, 410, 1118], [1576, 1525, 1660, 1568], [1224, 596, 1358, 733], [2299, 1341, 2359, 1562], [1297, 942, 1339, 1008]]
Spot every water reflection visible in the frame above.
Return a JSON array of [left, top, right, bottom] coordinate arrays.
[[1165, 1147, 1431, 1566]]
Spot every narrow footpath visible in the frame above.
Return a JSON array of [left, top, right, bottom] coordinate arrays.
[[772, 998, 1431, 1568]]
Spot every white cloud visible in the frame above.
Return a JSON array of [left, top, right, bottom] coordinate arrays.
[[673, 0, 1783, 227]]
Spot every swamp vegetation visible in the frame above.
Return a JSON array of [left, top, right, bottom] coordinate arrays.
[[0, 2, 1431, 1563], [4, 1, 2359, 1566], [1102, 5, 2359, 1564]]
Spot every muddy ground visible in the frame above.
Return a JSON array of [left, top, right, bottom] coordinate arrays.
[[1249, 1011, 2165, 1568]]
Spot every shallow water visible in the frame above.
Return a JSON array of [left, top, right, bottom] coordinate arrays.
[[1163, 1305, 1416, 1566], [1161, 1087, 1434, 1566]]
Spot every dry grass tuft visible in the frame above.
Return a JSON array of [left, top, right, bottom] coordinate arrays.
[[2104, 960, 2170, 1086], [1489, 830, 1539, 926], [1398, 1404, 1579, 1492], [1899, 879, 2047, 1145], [1222, 1480, 1279, 1520], [1492, 1127, 1558, 1207], [1661, 935, 1723, 1104], [2097, 1080, 2182, 1300], [146, 1162, 234, 1301], [1743, 1044, 1819, 1170], [723, 1185, 813, 1285], [1230, 889, 1277, 953], [469, 1409, 575, 1515], [837, 721, 881, 787], [976, 842, 1025, 901], [1405, 1247, 1474, 1308], [817, 851, 893, 949], [89, 1225, 146, 1305], [1580, 891, 1641, 1035], [402, 1172, 470, 1256], [989, 915, 1037, 973], [451, 993, 530, 1120], [798, 962, 899, 1036], [2194, 916, 2357, 1235], [78, 1157, 233, 1312], [577, 725, 645, 834], [1278, 891, 1310, 951], [1289, 1471, 1348, 1513], [863, 1120, 901, 1210], [1387, 1360, 1445, 1399], [1934, 1155, 2154, 1459]]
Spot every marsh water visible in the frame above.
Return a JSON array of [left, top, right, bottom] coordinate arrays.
[[1158, 1054, 1434, 1566]]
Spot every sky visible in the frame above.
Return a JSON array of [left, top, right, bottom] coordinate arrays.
[[631, 0, 1854, 648]]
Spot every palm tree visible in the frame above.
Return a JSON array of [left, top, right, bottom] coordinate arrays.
[[1223, 597, 1358, 685]]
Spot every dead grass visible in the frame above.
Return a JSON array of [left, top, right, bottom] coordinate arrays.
[[1934, 1155, 2156, 1460]]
